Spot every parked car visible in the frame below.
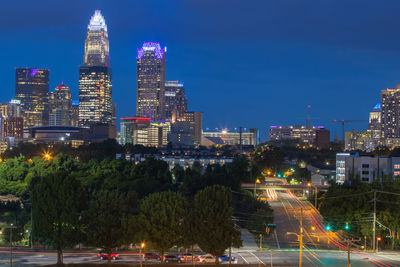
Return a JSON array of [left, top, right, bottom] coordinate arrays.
[[200, 255, 221, 264], [178, 253, 201, 262], [163, 254, 181, 263], [220, 254, 237, 263], [144, 252, 160, 260], [98, 252, 119, 260]]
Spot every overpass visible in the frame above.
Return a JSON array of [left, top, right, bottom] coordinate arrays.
[[241, 182, 330, 190]]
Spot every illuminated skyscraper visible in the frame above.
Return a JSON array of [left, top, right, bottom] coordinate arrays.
[[15, 68, 49, 127], [165, 81, 187, 121], [83, 10, 110, 67], [49, 83, 72, 126], [136, 42, 166, 121], [79, 10, 112, 128]]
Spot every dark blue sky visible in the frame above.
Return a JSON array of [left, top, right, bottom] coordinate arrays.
[[1, 0, 400, 140]]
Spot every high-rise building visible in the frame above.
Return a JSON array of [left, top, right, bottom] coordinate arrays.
[[83, 10, 110, 67], [165, 81, 187, 121], [202, 128, 258, 146], [49, 83, 72, 126], [136, 42, 166, 121], [0, 100, 22, 119], [79, 10, 112, 129], [380, 88, 400, 138], [2, 117, 23, 138], [15, 68, 49, 127]]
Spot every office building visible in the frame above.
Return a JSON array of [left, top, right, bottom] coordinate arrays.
[[71, 101, 79, 127], [168, 111, 202, 146], [269, 125, 330, 149], [202, 128, 258, 146], [79, 10, 112, 129], [15, 68, 49, 127], [49, 83, 72, 126], [136, 42, 166, 121], [120, 117, 151, 145], [336, 153, 400, 184], [165, 81, 187, 121], [135, 121, 170, 147], [1, 117, 23, 138], [0, 100, 22, 119]]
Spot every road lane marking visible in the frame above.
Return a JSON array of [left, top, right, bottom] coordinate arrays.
[[237, 253, 249, 264], [274, 230, 280, 249], [249, 251, 264, 265]]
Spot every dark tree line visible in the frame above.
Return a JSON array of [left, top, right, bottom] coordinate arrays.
[[0, 153, 272, 264]]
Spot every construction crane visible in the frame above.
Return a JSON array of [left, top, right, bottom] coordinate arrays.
[[332, 119, 368, 142]]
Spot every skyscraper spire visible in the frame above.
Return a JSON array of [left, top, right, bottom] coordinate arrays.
[[79, 10, 113, 132], [83, 10, 110, 67]]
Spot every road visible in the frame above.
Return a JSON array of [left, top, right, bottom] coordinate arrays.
[[238, 177, 400, 266]]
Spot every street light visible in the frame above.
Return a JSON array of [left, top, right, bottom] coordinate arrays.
[[43, 152, 52, 160], [140, 242, 146, 267]]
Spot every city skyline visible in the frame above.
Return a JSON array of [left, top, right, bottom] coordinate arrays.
[[3, 1, 400, 140]]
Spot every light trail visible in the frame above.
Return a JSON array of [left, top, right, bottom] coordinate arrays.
[[285, 189, 393, 267]]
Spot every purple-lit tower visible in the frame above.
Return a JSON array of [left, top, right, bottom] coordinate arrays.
[[136, 42, 166, 121]]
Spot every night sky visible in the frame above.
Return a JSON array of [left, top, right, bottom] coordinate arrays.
[[1, 0, 400, 140]]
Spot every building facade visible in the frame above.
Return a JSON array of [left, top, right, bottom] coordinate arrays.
[[381, 88, 400, 138], [71, 101, 79, 127], [136, 42, 166, 121], [15, 68, 49, 127], [269, 125, 330, 149], [120, 117, 151, 145], [202, 128, 258, 146], [164, 81, 187, 121], [79, 10, 112, 129], [1, 117, 23, 138], [49, 83, 72, 126], [336, 153, 400, 184]]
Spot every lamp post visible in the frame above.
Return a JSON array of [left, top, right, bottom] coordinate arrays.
[[139, 242, 145, 267], [5, 224, 17, 267]]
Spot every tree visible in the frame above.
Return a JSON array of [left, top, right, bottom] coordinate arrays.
[[31, 171, 86, 265], [138, 191, 187, 263], [83, 190, 137, 264], [181, 209, 197, 266], [193, 185, 241, 264]]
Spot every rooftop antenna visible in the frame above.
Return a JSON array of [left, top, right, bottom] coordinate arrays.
[[306, 105, 311, 128]]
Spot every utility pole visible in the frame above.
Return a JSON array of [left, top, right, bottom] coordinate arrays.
[[314, 186, 318, 209], [239, 126, 243, 155], [259, 234, 263, 251], [373, 191, 376, 252], [346, 238, 361, 267], [299, 208, 303, 267]]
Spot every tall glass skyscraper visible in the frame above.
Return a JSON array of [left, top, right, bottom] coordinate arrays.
[[136, 42, 166, 121], [15, 68, 49, 127], [79, 10, 112, 128]]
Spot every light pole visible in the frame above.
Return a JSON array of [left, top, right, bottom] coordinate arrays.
[[139, 242, 145, 267]]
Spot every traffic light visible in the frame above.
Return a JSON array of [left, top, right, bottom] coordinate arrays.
[[344, 222, 350, 231], [325, 225, 331, 231], [266, 226, 270, 234], [277, 174, 281, 178]]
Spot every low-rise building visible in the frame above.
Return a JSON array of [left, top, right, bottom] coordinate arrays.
[[202, 128, 258, 146], [335, 153, 400, 184]]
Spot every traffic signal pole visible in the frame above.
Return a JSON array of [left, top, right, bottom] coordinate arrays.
[[373, 191, 376, 252]]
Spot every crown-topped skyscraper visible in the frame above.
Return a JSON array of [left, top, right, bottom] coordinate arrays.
[[79, 10, 113, 130], [83, 10, 110, 67]]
